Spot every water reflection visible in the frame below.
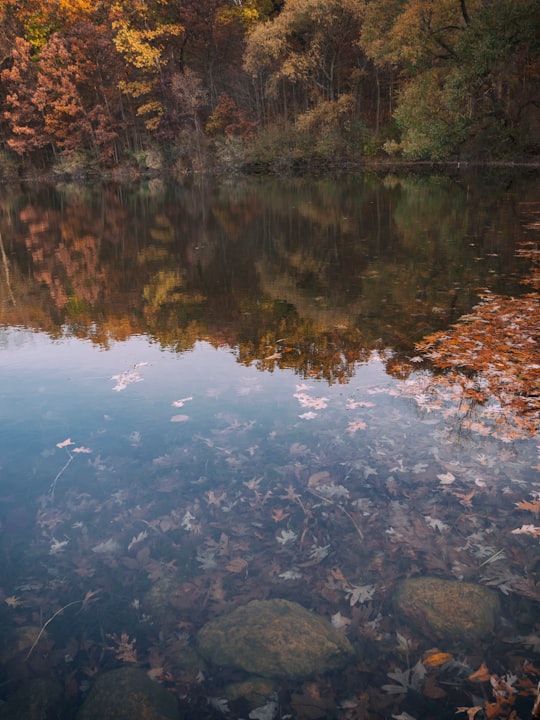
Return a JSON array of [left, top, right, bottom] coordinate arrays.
[[0, 171, 538, 720], [0, 172, 533, 376]]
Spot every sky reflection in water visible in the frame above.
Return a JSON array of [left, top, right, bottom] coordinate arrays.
[[0, 173, 538, 719]]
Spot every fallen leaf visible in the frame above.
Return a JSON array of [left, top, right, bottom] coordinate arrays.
[[468, 662, 490, 683], [226, 557, 248, 574], [422, 649, 453, 668], [455, 706, 483, 720], [437, 472, 455, 485]]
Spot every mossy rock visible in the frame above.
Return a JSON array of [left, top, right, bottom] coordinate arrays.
[[0, 625, 44, 663], [76, 667, 180, 720], [223, 677, 278, 708], [197, 598, 354, 679], [395, 577, 499, 641], [0, 678, 62, 720]]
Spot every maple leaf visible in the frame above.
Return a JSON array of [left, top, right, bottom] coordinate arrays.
[[208, 697, 229, 714], [271, 507, 290, 523], [50, 537, 69, 554], [5, 595, 22, 607], [205, 490, 227, 508], [437, 472, 455, 485], [382, 661, 426, 694], [111, 369, 143, 391], [293, 391, 329, 409], [279, 485, 302, 503], [309, 543, 330, 559], [279, 568, 303, 580], [107, 632, 138, 663], [276, 529, 297, 545], [345, 583, 375, 606], [453, 490, 475, 508], [424, 516, 449, 532], [347, 419, 367, 433]]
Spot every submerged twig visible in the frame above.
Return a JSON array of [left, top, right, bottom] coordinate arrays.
[[307, 488, 364, 539], [25, 600, 81, 660], [25, 589, 101, 660], [49, 450, 74, 501]]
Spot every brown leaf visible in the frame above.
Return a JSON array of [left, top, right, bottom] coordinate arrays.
[[226, 557, 248, 574], [467, 662, 490, 683], [422, 674, 447, 699], [308, 471, 331, 488], [456, 706, 483, 720], [515, 499, 540, 514]]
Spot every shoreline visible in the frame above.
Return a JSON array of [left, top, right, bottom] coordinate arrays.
[[2, 156, 540, 186]]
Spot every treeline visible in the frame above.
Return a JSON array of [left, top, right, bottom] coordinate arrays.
[[0, 0, 539, 175]]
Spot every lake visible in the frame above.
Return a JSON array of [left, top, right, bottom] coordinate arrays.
[[0, 169, 539, 720]]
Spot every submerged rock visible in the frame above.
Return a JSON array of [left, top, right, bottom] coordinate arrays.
[[395, 577, 499, 641], [223, 677, 278, 708], [0, 625, 44, 663], [0, 678, 62, 720], [76, 667, 180, 720], [197, 598, 354, 679]]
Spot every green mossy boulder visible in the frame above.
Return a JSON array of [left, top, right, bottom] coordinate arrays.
[[0, 678, 62, 720], [395, 577, 499, 641], [76, 667, 180, 720], [197, 598, 354, 679]]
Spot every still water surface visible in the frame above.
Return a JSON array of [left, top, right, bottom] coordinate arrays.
[[0, 171, 539, 719]]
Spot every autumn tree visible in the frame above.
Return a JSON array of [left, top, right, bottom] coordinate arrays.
[[361, 0, 540, 158], [108, 0, 183, 134], [244, 0, 365, 122], [1, 37, 51, 157]]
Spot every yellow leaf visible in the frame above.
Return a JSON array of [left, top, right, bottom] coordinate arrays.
[[422, 648, 453, 668]]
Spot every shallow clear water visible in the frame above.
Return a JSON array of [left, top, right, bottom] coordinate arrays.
[[0, 171, 538, 720]]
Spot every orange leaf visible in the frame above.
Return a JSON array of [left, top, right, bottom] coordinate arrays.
[[422, 648, 453, 668], [456, 707, 483, 720], [468, 662, 490, 683], [271, 508, 290, 523], [515, 499, 540, 514]]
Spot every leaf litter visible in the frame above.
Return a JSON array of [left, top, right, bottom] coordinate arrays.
[[1, 248, 539, 720]]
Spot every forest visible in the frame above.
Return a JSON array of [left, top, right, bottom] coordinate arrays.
[[0, 0, 539, 176]]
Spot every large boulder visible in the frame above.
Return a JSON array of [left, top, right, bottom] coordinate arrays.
[[196, 598, 354, 679], [395, 577, 499, 641], [76, 667, 180, 720], [0, 678, 62, 720]]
